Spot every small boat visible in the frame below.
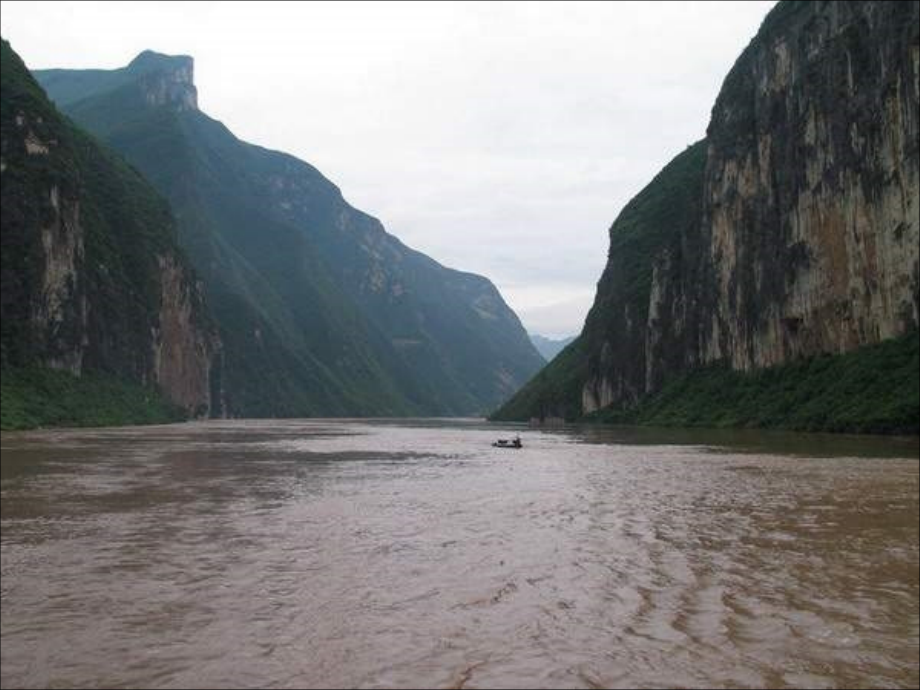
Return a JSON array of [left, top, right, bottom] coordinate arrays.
[[492, 436, 522, 449]]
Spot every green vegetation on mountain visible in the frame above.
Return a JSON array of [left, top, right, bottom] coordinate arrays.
[[1, 367, 184, 430], [2, 39, 213, 429], [587, 141, 707, 334], [588, 330, 919, 435], [491, 337, 588, 421], [36, 53, 543, 417], [492, 141, 707, 422]]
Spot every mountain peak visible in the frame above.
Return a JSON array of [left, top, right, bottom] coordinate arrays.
[[127, 50, 197, 111], [128, 50, 193, 75]]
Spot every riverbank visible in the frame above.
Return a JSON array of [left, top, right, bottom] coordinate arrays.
[[0, 366, 185, 430], [585, 330, 919, 435]]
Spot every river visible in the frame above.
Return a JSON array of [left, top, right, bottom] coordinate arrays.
[[1, 420, 917, 688]]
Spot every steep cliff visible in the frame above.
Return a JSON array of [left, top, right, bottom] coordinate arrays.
[[35, 51, 544, 416], [1, 40, 219, 420], [495, 0, 919, 431], [35, 49, 197, 112], [663, 0, 919, 376]]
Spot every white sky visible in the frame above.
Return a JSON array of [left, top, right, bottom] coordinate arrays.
[[1, 0, 774, 338]]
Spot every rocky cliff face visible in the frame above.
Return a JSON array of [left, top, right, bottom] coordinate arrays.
[[1, 40, 218, 416], [580, 142, 708, 415], [37, 188, 86, 373], [496, 0, 919, 421], [685, 0, 918, 372], [129, 51, 198, 111], [151, 254, 218, 415]]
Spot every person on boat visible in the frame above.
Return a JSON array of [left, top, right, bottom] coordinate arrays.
[[512, 435, 522, 448]]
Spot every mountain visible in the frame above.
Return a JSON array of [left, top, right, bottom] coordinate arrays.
[[1, 39, 219, 428], [34, 51, 544, 418], [494, 1, 919, 433], [529, 334, 574, 362]]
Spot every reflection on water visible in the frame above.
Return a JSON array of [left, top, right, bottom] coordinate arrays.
[[1, 420, 918, 689]]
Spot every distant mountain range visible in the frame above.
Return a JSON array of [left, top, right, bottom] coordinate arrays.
[[26, 48, 544, 418], [529, 334, 575, 362]]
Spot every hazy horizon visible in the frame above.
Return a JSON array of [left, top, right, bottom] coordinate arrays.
[[0, 0, 775, 338]]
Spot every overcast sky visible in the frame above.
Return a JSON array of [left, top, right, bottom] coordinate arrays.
[[2, 0, 774, 337]]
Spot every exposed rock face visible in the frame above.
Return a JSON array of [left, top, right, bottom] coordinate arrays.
[[1, 40, 217, 416], [2, 116, 86, 373], [1, 103, 89, 375], [36, 184, 86, 374], [626, 0, 918, 411], [130, 51, 198, 111], [642, 0, 919, 407], [688, 0, 919, 373], [495, 0, 919, 422], [152, 254, 217, 416]]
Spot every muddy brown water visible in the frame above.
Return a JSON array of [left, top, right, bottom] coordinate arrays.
[[1, 420, 918, 688]]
